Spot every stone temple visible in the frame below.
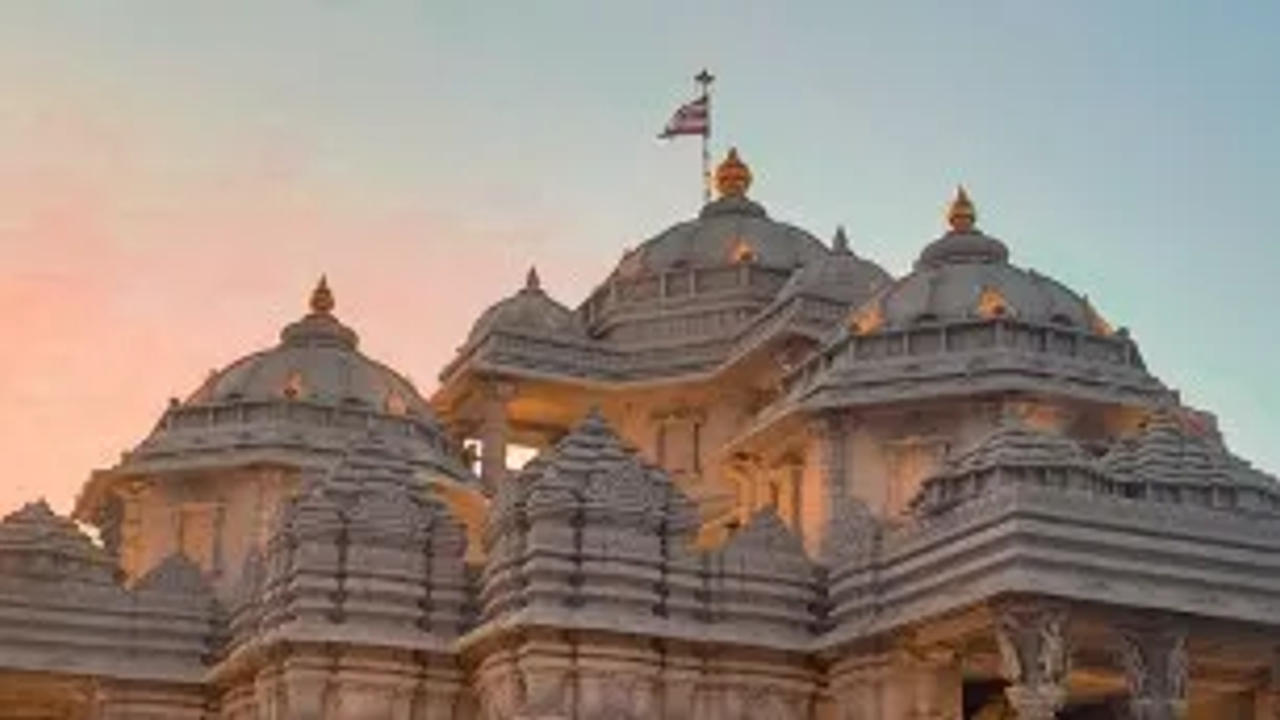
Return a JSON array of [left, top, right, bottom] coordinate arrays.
[[2, 148, 1278, 719]]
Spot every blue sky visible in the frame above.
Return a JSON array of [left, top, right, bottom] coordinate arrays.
[[0, 1, 1277, 511]]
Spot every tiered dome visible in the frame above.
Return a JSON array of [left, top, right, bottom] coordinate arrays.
[[90, 278, 470, 490], [464, 267, 583, 345], [777, 226, 892, 305], [855, 188, 1111, 333], [611, 148, 831, 277], [0, 500, 118, 582], [188, 277, 431, 416], [912, 407, 1280, 518], [1101, 408, 1280, 512], [911, 418, 1107, 516]]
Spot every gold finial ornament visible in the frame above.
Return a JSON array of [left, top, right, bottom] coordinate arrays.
[[849, 299, 885, 335], [1083, 296, 1114, 336], [715, 147, 752, 198], [976, 285, 1014, 319], [947, 185, 977, 233], [310, 275, 335, 315]]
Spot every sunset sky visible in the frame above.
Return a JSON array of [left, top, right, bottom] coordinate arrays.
[[1, 1, 1277, 516]]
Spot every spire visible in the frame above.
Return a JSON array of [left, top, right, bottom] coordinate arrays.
[[714, 147, 752, 198], [833, 226, 851, 254], [310, 275, 335, 315], [525, 266, 541, 292], [947, 185, 977, 233]]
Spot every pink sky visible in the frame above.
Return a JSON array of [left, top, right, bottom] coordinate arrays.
[[0, 85, 601, 516], [2, 2, 1277, 518]]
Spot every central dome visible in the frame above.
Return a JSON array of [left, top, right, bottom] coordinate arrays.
[[613, 148, 829, 278]]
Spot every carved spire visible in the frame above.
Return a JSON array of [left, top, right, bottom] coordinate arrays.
[[833, 226, 851, 254], [525, 266, 541, 292], [947, 185, 977, 233], [715, 147, 752, 198], [310, 275, 335, 315]]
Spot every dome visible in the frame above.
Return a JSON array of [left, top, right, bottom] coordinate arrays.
[[612, 149, 830, 278], [465, 267, 583, 345], [854, 188, 1112, 334], [187, 277, 431, 417], [777, 227, 892, 306], [99, 277, 471, 486], [1101, 408, 1280, 511]]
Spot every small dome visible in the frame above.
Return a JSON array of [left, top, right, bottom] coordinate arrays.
[[0, 500, 118, 582], [188, 278, 430, 416], [465, 267, 583, 345], [853, 188, 1110, 333], [1101, 408, 1280, 511], [777, 227, 892, 306]]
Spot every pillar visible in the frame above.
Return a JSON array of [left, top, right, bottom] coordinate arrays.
[[994, 599, 1071, 720], [1258, 650, 1280, 720], [1116, 620, 1188, 720], [805, 411, 849, 558], [478, 380, 516, 493]]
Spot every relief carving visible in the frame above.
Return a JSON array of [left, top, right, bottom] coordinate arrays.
[[1115, 622, 1188, 720], [994, 600, 1070, 720]]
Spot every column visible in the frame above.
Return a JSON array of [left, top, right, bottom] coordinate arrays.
[[994, 599, 1071, 720], [806, 411, 852, 560], [479, 380, 516, 493], [1257, 649, 1280, 720], [909, 648, 963, 720], [1116, 620, 1188, 720], [118, 479, 150, 581]]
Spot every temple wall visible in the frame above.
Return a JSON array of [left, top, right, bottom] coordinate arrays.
[[120, 467, 299, 601]]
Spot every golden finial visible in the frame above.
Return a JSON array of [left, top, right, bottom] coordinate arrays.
[[715, 147, 752, 198], [310, 275, 335, 314], [947, 185, 977, 233], [1083, 296, 1114, 336], [849, 299, 885, 335], [976, 285, 1014, 319]]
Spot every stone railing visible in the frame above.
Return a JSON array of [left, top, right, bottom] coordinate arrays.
[[781, 317, 1153, 400], [581, 264, 794, 329]]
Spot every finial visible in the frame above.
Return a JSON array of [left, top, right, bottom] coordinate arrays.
[[525, 266, 541, 291], [833, 226, 850, 253], [947, 185, 977, 233], [310, 275, 335, 314], [714, 147, 752, 198]]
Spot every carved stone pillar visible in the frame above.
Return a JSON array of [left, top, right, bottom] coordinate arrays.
[[1259, 650, 1280, 720], [1116, 622, 1188, 720], [118, 478, 150, 581], [906, 648, 963, 720], [479, 380, 516, 493], [806, 411, 849, 558], [994, 600, 1071, 720]]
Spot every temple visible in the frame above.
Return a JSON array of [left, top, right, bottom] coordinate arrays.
[[2, 149, 1278, 719]]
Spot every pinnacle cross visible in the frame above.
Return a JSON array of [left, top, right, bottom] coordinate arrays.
[[695, 68, 715, 95]]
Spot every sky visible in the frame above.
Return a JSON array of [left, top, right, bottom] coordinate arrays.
[[0, 1, 1277, 516]]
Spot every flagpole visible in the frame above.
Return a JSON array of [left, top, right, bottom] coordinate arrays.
[[696, 69, 715, 204]]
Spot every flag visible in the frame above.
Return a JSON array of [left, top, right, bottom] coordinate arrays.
[[659, 94, 709, 138]]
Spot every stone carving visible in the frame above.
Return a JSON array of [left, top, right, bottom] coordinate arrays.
[[995, 600, 1070, 720], [1116, 623, 1188, 720], [132, 552, 210, 595], [818, 493, 879, 567]]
